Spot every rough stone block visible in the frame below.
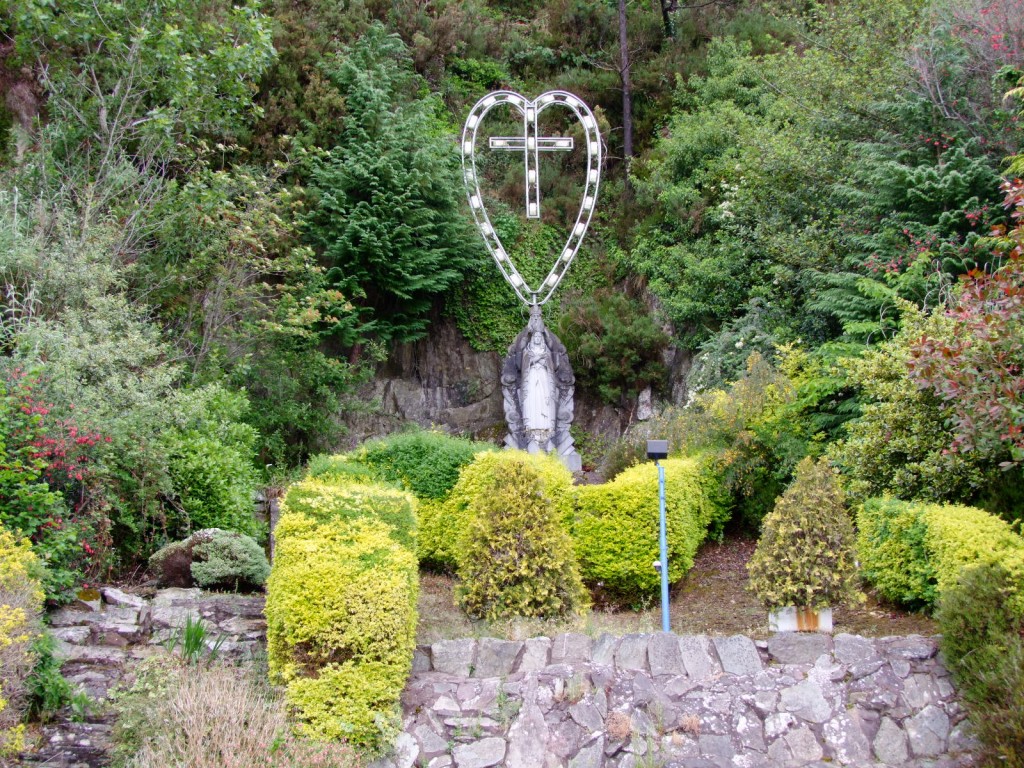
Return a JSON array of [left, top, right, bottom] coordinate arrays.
[[101, 587, 146, 609], [412, 646, 432, 674], [905, 704, 949, 757], [569, 736, 604, 768], [833, 633, 879, 666], [550, 633, 592, 665], [570, 701, 605, 734], [475, 638, 523, 678], [506, 703, 548, 768], [151, 587, 203, 605], [779, 679, 832, 724], [873, 716, 908, 764], [767, 633, 832, 666], [592, 633, 619, 666], [823, 711, 872, 765], [518, 636, 551, 672], [649, 632, 685, 676], [453, 737, 506, 768], [615, 634, 650, 672], [711, 635, 761, 677], [433, 639, 477, 677], [678, 635, 720, 681], [884, 635, 938, 661]]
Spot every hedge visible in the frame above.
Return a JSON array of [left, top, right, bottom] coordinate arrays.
[[857, 498, 1024, 614], [0, 525, 43, 756], [426, 450, 574, 569], [345, 429, 493, 501], [572, 456, 728, 598], [281, 477, 417, 551], [265, 513, 418, 751]]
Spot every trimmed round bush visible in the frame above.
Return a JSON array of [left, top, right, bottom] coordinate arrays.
[[430, 450, 574, 569], [265, 514, 417, 751], [747, 457, 860, 610], [281, 478, 417, 550], [857, 498, 1024, 613], [572, 456, 728, 599], [454, 453, 588, 621], [149, 529, 270, 591]]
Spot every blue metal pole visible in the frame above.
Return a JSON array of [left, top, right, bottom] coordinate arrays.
[[658, 461, 669, 632]]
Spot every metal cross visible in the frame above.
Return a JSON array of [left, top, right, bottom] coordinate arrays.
[[489, 115, 573, 219], [461, 90, 601, 306]]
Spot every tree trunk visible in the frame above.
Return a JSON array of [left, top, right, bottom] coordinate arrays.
[[659, 0, 676, 39], [618, 0, 634, 163]]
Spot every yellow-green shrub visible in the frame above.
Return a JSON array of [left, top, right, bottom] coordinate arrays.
[[265, 514, 417, 751], [0, 525, 44, 756], [747, 457, 860, 610], [454, 454, 588, 621], [572, 457, 728, 598], [416, 498, 448, 569], [857, 498, 1024, 614], [281, 477, 417, 551], [426, 450, 574, 569]]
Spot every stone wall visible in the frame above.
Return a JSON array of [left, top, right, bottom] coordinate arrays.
[[389, 632, 975, 768], [28, 587, 976, 768]]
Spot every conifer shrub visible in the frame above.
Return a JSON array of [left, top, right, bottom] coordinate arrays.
[[0, 525, 44, 757], [281, 477, 417, 550], [572, 457, 728, 599], [746, 457, 860, 610], [265, 513, 417, 751], [149, 529, 270, 591], [453, 454, 588, 621], [429, 450, 574, 570], [857, 498, 1024, 612]]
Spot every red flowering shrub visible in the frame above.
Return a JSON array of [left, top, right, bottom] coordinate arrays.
[[909, 180, 1024, 466]]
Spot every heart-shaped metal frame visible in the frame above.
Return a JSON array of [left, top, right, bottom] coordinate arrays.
[[461, 90, 602, 306]]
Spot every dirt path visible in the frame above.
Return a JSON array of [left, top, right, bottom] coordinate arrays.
[[417, 535, 936, 644]]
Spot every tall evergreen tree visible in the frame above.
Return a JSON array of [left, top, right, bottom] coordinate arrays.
[[303, 24, 478, 352]]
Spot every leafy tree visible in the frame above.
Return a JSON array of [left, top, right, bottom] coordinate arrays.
[[908, 180, 1024, 464], [302, 24, 479, 351]]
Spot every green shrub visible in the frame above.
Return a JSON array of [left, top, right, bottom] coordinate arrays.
[[429, 450, 574, 570], [0, 525, 44, 756], [747, 457, 861, 610], [572, 456, 728, 599], [265, 514, 417, 751], [150, 529, 270, 591], [454, 454, 588, 621], [857, 499, 1024, 612], [190, 530, 270, 591], [937, 563, 1024, 768], [305, 454, 377, 485], [281, 477, 417, 551], [165, 433, 259, 536], [350, 429, 493, 501]]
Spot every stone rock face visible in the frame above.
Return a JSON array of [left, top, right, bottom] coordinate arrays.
[[22, 588, 267, 768], [396, 632, 974, 768]]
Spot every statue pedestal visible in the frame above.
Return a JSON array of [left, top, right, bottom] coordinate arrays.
[[501, 307, 582, 472]]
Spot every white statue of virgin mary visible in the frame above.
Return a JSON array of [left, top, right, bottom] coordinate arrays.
[[521, 331, 557, 445], [500, 306, 582, 469]]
